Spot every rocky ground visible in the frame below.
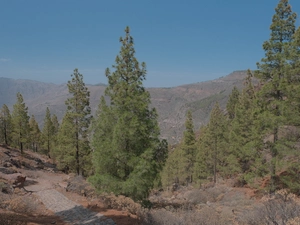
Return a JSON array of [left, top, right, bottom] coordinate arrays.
[[2, 144, 300, 225], [0, 145, 139, 225]]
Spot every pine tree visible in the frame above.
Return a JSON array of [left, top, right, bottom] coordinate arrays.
[[51, 114, 59, 134], [11, 93, 30, 153], [278, 26, 300, 194], [181, 110, 196, 184], [228, 72, 264, 184], [55, 113, 76, 173], [42, 107, 54, 157], [226, 86, 240, 120], [209, 103, 228, 183], [57, 69, 91, 175], [161, 145, 181, 188], [0, 104, 13, 145], [29, 115, 40, 152], [90, 27, 168, 200], [51, 114, 60, 154], [255, 0, 297, 193], [287, 27, 300, 120], [193, 125, 213, 183], [194, 103, 235, 184]]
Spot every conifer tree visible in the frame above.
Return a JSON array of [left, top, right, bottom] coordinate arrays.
[[288, 27, 300, 118], [278, 26, 300, 193], [181, 110, 196, 184], [0, 104, 13, 145], [209, 103, 228, 183], [161, 146, 181, 188], [90, 27, 168, 200], [11, 92, 30, 153], [29, 115, 40, 152], [57, 69, 91, 175], [228, 72, 264, 184], [255, 0, 297, 193], [193, 125, 213, 183], [51, 114, 59, 134], [55, 113, 76, 173], [194, 103, 235, 184], [161, 111, 196, 187], [42, 107, 54, 157], [226, 86, 240, 120], [51, 114, 60, 154]]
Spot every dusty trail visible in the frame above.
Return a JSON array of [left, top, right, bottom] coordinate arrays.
[[35, 189, 115, 225], [0, 147, 134, 225], [25, 172, 116, 225]]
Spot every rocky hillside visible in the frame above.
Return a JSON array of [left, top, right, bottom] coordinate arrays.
[[0, 70, 248, 144]]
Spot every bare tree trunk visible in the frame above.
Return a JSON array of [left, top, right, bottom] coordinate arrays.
[[213, 138, 217, 184]]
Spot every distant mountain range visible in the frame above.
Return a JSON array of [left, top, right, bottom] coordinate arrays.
[[0, 71, 248, 144]]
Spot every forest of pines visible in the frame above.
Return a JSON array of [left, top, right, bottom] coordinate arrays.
[[0, 0, 300, 200]]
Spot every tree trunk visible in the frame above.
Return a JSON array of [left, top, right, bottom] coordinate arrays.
[[270, 129, 278, 194], [76, 131, 79, 175], [47, 139, 51, 158], [213, 138, 217, 184], [4, 127, 8, 145]]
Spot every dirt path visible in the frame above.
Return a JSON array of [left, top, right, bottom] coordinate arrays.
[[35, 189, 115, 225], [23, 172, 116, 225], [0, 147, 139, 225]]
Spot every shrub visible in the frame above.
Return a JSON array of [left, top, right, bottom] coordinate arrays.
[[101, 193, 142, 215], [238, 189, 300, 225], [0, 213, 26, 225], [6, 195, 40, 214]]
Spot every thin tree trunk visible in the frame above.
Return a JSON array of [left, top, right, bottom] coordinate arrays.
[[76, 128, 79, 175], [270, 129, 278, 194], [48, 138, 51, 158], [4, 126, 8, 145], [20, 130, 23, 154], [213, 139, 217, 184]]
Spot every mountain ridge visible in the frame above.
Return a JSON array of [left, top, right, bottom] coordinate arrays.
[[0, 70, 248, 143]]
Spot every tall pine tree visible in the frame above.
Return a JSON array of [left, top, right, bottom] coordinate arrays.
[[90, 27, 168, 200], [194, 103, 235, 184], [0, 104, 13, 146], [42, 107, 54, 157], [57, 69, 91, 175], [255, 0, 297, 193], [181, 110, 196, 184], [11, 93, 30, 153], [29, 115, 41, 152], [226, 86, 240, 120], [228, 72, 264, 184]]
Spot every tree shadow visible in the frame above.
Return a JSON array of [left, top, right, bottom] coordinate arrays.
[[87, 204, 141, 225], [55, 205, 110, 225], [52, 204, 141, 225]]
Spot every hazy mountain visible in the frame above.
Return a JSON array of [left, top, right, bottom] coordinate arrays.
[[0, 71, 248, 144]]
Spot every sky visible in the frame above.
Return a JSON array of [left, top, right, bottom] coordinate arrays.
[[1, 0, 300, 87]]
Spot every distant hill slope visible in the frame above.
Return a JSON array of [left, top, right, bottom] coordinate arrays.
[[0, 71, 248, 144], [0, 77, 58, 106]]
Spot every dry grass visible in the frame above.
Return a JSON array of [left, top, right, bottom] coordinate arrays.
[[66, 175, 96, 197], [237, 189, 300, 225], [101, 193, 142, 215], [3, 194, 41, 214], [287, 217, 300, 225], [139, 206, 233, 225], [184, 185, 229, 204]]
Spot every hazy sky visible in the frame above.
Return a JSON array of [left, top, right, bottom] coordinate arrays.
[[1, 0, 300, 87]]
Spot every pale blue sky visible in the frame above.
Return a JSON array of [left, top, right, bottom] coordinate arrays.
[[1, 0, 299, 87]]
